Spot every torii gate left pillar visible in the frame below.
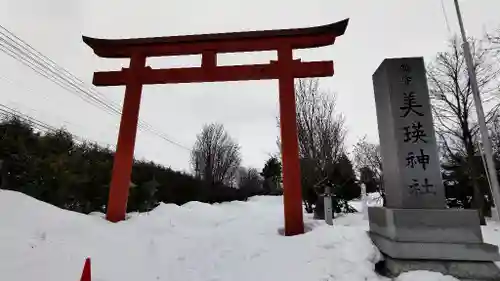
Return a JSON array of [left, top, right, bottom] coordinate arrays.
[[83, 19, 348, 236]]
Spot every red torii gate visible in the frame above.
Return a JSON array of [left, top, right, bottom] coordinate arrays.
[[83, 19, 348, 236]]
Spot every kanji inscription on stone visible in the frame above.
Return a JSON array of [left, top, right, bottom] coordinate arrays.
[[373, 57, 445, 209]]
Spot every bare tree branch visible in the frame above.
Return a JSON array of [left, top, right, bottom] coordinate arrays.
[[190, 123, 241, 186], [428, 36, 499, 158], [428, 35, 500, 219], [276, 78, 347, 207]]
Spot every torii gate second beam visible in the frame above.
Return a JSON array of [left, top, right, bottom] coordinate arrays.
[[83, 18, 349, 236]]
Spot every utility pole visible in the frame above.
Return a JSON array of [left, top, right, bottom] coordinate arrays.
[[453, 0, 500, 219]]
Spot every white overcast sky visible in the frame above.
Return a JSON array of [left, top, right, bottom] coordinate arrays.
[[0, 0, 499, 173]]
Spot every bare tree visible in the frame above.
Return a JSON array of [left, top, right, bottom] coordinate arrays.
[[486, 26, 500, 53], [352, 136, 384, 203], [237, 167, 263, 194], [427, 36, 500, 222], [490, 117, 500, 152], [353, 137, 382, 177], [278, 78, 347, 211], [191, 123, 241, 186], [295, 78, 346, 173]]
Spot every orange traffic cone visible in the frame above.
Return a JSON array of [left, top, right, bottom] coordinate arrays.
[[80, 258, 91, 281]]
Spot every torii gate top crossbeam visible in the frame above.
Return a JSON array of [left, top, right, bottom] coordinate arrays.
[[83, 19, 349, 58], [82, 19, 349, 86]]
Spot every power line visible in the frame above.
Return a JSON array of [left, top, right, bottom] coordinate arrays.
[[0, 73, 104, 132], [0, 42, 120, 116], [0, 24, 191, 151], [0, 105, 56, 132], [0, 64, 189, 152], [0, 103, 113, 147], [1, 104, 84, 143], [0, 74, 117, 147], [0, 25, 123, 115], [0, 35, 125, 116]]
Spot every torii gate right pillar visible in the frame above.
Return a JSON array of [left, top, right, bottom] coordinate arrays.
[[277, 47, 304, 236]]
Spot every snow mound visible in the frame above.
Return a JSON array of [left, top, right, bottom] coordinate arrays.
[[395, 271, 459, 281], [1, 189, 498, 281], [350, 192, 383, 212]]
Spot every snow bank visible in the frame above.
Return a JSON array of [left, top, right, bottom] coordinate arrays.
[[0, 190, 491, 281], [395, 271, 459, 281], [482, 219, 500, 268], [0, 191, 383, 281], [349, 192, 383, 212]]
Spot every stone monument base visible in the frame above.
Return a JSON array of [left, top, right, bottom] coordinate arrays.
[[380, 255, 500, 281], [368, 207, 500, 280]]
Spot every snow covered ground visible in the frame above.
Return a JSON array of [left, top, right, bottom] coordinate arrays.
[[0, 190, 497, 281]]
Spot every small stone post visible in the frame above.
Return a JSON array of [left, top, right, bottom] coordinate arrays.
[[361, 183, 368, 220], [324, 185, 333, 225]]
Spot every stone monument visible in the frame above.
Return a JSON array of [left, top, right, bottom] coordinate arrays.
[[369, 57, 500, 280]]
